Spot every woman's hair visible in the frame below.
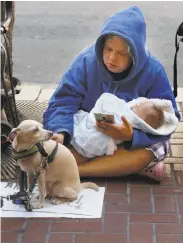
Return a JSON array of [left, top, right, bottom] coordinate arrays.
[[104, 34, 131, 54]]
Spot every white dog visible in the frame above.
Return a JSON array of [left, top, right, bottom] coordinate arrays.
[[9, 120, 98, 209]]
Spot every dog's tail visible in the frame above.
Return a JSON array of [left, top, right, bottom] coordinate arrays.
[[80, 182, 99, 191]]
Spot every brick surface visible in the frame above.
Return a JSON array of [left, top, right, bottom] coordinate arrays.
[[160, 177, 173, 186], [179, 203, 183, 222], [129, 223, 153, 243], [103, 213, 127, 233], [153, 187, 183, 195], [1, 218, 25, 231], [2, 175, 183, 242], [25, 221, 50, 232], [21, 232, 47, 243], [48, 233, 73, 243], [178, 195, 183, 202], [156, 224, 183, 234], [1, 232, 19, 242], [27, 217, 78, 222], [156, 234, 182, 243], [104, 193, 127, 203], [178, 196, 183, 219], [154, 195, 176, 213], [106, 180, 127, 193], [75, 233, 126, 243], [130, 213, 178, 223], [130, 187, 151, 203], [51, 221, 102, 232], [105, 202, 152, 213]]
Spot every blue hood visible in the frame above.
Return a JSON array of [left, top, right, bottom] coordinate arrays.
[[95, 6, 149, 81]]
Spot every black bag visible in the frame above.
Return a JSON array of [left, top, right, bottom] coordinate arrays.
[[1, 120, 13, 151], [173, 22, 183, 97]]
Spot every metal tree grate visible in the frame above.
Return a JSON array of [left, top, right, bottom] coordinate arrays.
[[1, 145, 19, 181], [1, 100, 48, 181], [16, 100, 48, 123]]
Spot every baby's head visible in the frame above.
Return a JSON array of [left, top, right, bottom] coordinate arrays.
[[131, 102, 164, 129]]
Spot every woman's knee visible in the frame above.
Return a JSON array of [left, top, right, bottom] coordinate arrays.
[[116, 146, 155, 173], [138, 148, 155, 163], [131, 148, 155, 172]]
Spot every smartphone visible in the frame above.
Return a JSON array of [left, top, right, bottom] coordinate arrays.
[[94, 113, 115, 124]]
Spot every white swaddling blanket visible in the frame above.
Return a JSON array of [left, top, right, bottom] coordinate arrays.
[[71, 93, 179, 158]]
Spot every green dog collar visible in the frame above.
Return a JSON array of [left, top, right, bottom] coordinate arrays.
[[12, 145, 39, 160]]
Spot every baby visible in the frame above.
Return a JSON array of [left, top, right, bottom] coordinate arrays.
[[71, 93, 176, 158], [131, 101, 164, 129]]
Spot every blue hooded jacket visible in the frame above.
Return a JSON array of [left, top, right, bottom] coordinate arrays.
[[43, 6, 180, 149]]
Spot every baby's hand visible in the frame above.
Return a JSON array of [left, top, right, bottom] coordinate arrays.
[[51, 133, 64, 144]]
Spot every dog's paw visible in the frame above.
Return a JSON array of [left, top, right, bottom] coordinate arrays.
[[52, 197, 75, 205], [51, 198, 66, 205], [32, 203, 44, 209], [51, 198, 62, 205]]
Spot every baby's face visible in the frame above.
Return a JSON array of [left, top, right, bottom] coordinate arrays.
[[131, 102, 163, 129], [132, 102, 153, 118]]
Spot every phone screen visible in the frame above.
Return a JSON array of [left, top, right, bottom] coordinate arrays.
[[94, 113, 114, 124]]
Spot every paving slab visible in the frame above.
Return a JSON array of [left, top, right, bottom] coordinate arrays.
[[171, 144, 183, 157], [171, 133, 183, 139], [176, 88, 183, 102], [165, 158, 183, 164], [38, 88, 56, 101], [175, 122, 183, 133], [15, 84, 41, 101]]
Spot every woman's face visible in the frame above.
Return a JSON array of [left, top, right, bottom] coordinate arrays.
[[103, 36, 132, 73]]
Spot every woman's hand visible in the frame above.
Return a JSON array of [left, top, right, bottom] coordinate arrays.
[[96, 116, 133, 141], [51, 133, 65, 144]]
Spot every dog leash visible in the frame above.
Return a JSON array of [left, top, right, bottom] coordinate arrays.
[[28, 141, 59, 191], [12, 142, 58, 193], [36, 142, 58, 166], [28, 142, 58, 193]]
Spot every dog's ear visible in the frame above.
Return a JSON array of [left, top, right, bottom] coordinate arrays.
[[8, 128, 21, 141]]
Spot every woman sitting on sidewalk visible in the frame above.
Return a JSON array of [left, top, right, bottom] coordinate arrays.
[[43, 6, 180, 181]]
